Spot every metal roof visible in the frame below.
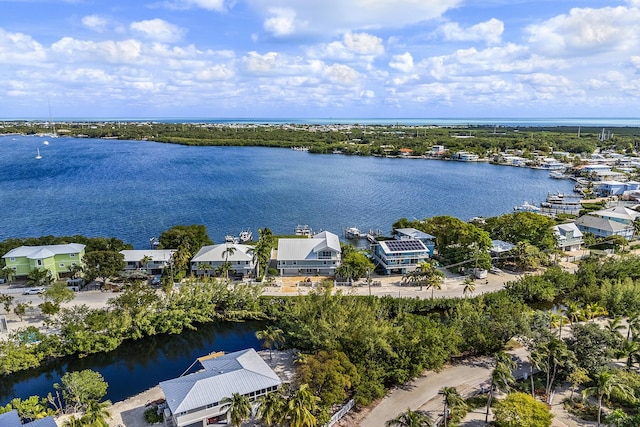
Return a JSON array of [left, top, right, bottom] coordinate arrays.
[[160, 348, 282, 415], [3, 243, 85, 259], [395, 228, 435, 240], [120, 249, 175, 263], [0, 410, 57, 427], [276, 231, 341, 261], [191, 244, 254, 263], [575, 215, 632, 232]]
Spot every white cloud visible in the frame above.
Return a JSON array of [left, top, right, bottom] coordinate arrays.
[[158, 0, 228, 12], [438, 18, 504, 45], [130, 19, 185, 43], [631, 56, 640, 70], [325, 63, 359, 84], [527, 6, 640, 56], [0, 28, 46, 64], [263, 8, 301, 37], [247, 0, 461, 36], [81, 15, 109, 33], [343, 32, 384, 56], [50, 37, 142, 64], [389, 52, 414, 73], [196, 65, 234, 81], [242, 51, 280, 74]]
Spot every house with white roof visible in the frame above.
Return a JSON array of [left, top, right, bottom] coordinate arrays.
[[552, 223, 584, 251], [2, 243, 85, 279], [574, 215, 634, 240], [120, 249, 176, 275], [394, 228, 436, 255], [0, 410, 57, 427], [590, 206, 640, 225], [191, 243, 255, 277], [276, 231, 341, 276], [160, 348, 282, 427]]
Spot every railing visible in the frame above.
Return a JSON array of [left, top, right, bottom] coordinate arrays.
[[323, 399, 355, 427]]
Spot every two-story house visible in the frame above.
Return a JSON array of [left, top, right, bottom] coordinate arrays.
[[191, 243, 256, 277], [120, 249, 176, 275], [2, 243, 85, 279], [370, 238, 430, 275], [552, 223, 584, 251], [276, 231, 341, 276]]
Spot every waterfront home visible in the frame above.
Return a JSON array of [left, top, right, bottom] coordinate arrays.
[[590, 206, 640, 225], [160, 348, 282, 427], [191, 243, 255, 277], [370, 238, 430, 275], [552, 223, 584, 251], [595, 181, 640, 197], [120, 249, 175, 275], [430, 145, 446, 156], [0, 410, 56, 427], [276, 231, 341, 276], [574, 215, 634, 240], [394, 228, 436, 255], [452, 151, 479, 162], [2, 243, 85, 280], [539, 193, 582, 217]]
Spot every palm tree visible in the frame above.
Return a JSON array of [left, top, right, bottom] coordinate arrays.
[[583, 370, 634, 427], [139, 255, 152, 273], [563, 301, 583, 325], [62, 416, 83, 427], [462, 277, 475, 298], [255, 325, 285, 360], [196, 262, 212, 278], [549, 311, 569, 339], [606, 317, 625, 338], [286, 384, 320, 427], [626, 311, 640, 341], [584, 302, 608, 322], [257, 391, 287, 427], [26, 268, 52, 287], [440, 387, 466, 427], [485, 351, 516, 423], [221, 392, 252, 427], [82, 399, 111, 427], [621, 339, 640, 369], [385, 408, 433, 427], [254, 227, 274, 278], [222, 244, 237, 280]]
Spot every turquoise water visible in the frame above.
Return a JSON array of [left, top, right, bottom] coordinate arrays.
[[0, 135, 576, 247]]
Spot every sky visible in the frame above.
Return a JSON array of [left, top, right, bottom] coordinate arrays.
[[1, 0, 639, 119]]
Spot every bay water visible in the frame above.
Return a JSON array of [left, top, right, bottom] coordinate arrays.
[[0, 135, 575, 247]]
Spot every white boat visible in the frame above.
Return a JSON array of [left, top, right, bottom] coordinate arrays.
[[35, 148, 42, 159], [295, 224, 313, 237], [43, 140, 49, 145], [549, 171, 568, 179], [238, 230, 253, 243], [345, 227, 361, 239], [513, 202, 540, 213], [225, 235, 239, 244]]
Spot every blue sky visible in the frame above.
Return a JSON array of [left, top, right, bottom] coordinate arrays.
[[1, 0, 639, 119]]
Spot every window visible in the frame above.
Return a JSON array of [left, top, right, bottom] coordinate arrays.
[[37, 259, 42, 266], [59, 263, 65, 268], [9, 257, 15, 262], [69, 253, 76, 257]]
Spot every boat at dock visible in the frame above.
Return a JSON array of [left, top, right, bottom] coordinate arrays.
[[513, 202, 540, 213], [238, 230, 253, 243], [344, 227, 361, 239], [549, 171, 569, 179], [295, 224, 313, 237]]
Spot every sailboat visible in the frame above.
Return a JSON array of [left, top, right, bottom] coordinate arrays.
[[36, 148, 42, 159]]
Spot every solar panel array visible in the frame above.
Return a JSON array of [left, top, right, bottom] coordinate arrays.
[[383, 239, 426, 252]]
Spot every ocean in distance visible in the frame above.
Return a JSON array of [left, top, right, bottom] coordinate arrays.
[[0, 135, 577, 248], [9, 117, 640, 127]]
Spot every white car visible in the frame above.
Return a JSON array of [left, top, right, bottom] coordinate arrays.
[[23, 287, 45, 295]]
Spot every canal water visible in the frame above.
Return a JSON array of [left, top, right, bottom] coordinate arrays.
[[0, 320, 264, 405]]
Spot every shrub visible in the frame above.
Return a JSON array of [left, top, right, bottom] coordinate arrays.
[[144, 406, 164, 424]]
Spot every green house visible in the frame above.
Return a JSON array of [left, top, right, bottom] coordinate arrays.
[[2, 243, 86, 280]]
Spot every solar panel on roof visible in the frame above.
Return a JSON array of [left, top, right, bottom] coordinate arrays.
[[384, 240, 426, 252]]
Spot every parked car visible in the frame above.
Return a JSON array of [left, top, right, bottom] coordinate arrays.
[[151, 275, 162, 286], [23, 287, 45, 295]]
